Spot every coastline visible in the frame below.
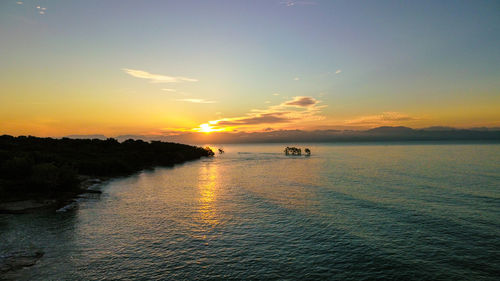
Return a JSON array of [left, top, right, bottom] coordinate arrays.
[[0, 158, 210, 214], [0, 177, 105, 214], [0, 135, 214, 215]]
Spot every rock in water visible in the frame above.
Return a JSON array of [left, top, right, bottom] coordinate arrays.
[[0, 250, 44, 274]]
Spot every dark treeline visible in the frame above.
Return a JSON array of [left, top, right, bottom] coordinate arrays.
[[0, 135, 214, 200]]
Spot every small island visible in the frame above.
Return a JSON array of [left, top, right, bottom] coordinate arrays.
[[284, 147, 311, 156], [0, 135, 214, 213]]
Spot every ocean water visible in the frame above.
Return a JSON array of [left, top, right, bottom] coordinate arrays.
[[1, 143, 499, 280]]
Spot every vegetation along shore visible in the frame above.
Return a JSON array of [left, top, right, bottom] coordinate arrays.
[[0, 135, 214, 213]]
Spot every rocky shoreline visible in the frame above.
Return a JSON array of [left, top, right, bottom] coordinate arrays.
[[0, 250, 44, 278], [0, 178, 107, 278], [0, 177, 105, 214]]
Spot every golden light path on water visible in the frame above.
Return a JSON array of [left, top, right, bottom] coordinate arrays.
[[197, 161, 220, 228]]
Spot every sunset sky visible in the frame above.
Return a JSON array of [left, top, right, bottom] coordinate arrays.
[[1, 0, 499, 137]]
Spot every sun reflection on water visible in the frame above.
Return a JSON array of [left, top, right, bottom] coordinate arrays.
[[196, 161, 219, 227]]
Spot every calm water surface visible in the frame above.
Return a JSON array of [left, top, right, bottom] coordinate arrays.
[[1, 143, 499, 280]]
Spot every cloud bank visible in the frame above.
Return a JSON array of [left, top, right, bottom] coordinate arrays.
[[193, 96, 325, 132], [345, 112, 418, 126]]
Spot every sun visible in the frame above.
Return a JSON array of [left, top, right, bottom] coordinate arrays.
[[199, 123, 213, 133], [193, 122, 228, 133]]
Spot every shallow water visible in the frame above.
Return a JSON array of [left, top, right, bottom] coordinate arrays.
[[1, 143, 499, 280]]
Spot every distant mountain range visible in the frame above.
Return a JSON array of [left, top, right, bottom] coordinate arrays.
[[65, 126, 500, 144]]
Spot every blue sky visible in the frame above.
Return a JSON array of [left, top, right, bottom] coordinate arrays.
[[1, 0, 499, 136]]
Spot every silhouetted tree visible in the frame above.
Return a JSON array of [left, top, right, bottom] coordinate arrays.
[[284, 147, 302, 156]]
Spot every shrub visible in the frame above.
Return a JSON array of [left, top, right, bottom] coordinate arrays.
[[1, 156, 34, 179], [30, 163, 59, 191], [57, 165, 79, 190]]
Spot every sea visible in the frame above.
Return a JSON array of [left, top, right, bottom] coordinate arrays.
[[1, 142, 499, 280]]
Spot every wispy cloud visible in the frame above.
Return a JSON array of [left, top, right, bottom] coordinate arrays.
[[16, 2, 23, 5], [36, 6, 46, 15], [176, 98, 216, 104], [335, 69, 342, 74], [345, 112, 418, 126], [273, 93, 280, 96], [280, 1, 317, 7], [123, 68, 198, 83], [216, 112, 293, 126], [283, 96, 318, 107], [161, 88, 177, 92], [294, 77, 300, 81]]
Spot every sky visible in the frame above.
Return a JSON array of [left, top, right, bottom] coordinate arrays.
[[1, 0, 499, 138]]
